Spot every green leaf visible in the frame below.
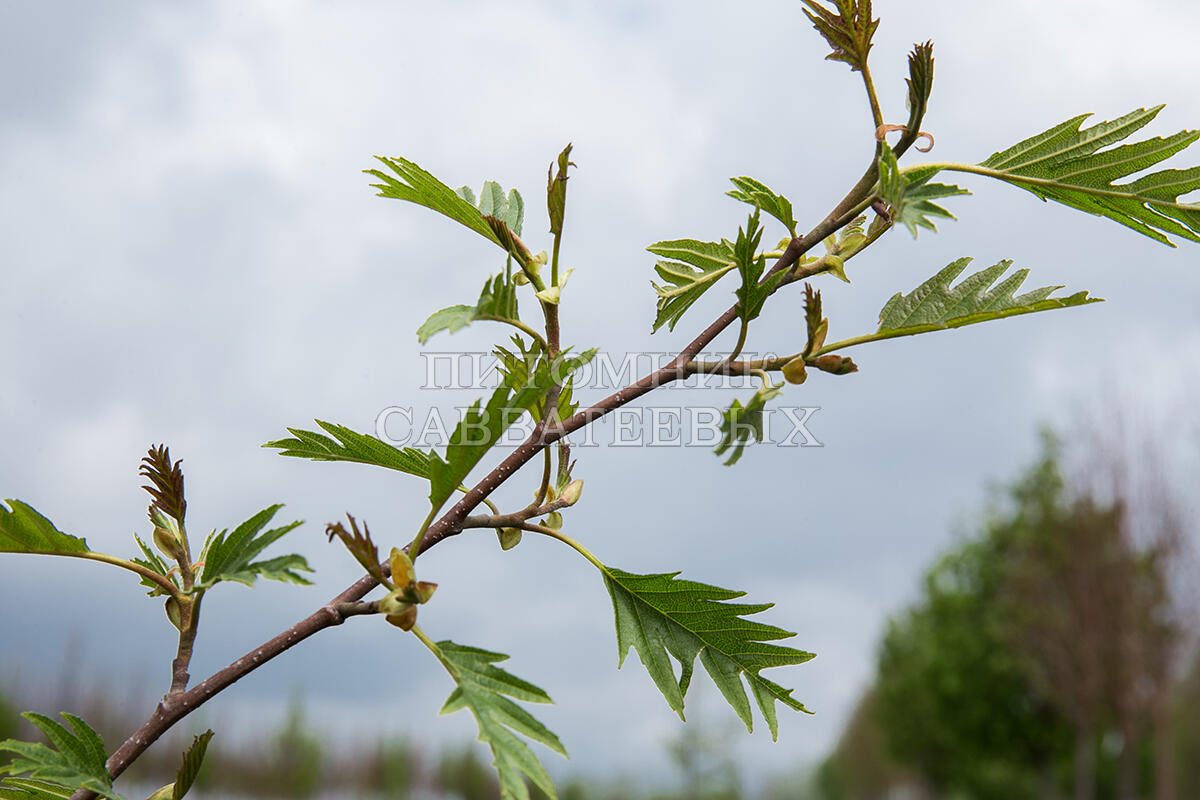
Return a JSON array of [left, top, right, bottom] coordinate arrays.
[[648, 237, 738, 332], [800, 0, 879, 73], [131, 534, 177, 597], [601, 567, 815, 740], [417, 271, 522, 344], [171, 730, 213, 800], [547, 143, 574, 238], [426, 348, 597, 511], [894, 170, 970, 238], [368, 157, 504, 246], [973, 106, 1200, 245], [197, 505, 310, 588], [476, 181, 525, 237], [726, 177, 797, 236], [0, 501, 89, 555], [430, 640, 566, 800], [0, 713, 122, 800], [264, 420, 434, 478], [0, 779, 76, 799], [733, 211, 786, 326], [877, 258, 1102, 335], [895, 41, 934, 157], [714, 381, 785, 466]]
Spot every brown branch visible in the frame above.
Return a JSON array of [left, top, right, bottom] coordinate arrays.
[[83, 163, 882, 796]]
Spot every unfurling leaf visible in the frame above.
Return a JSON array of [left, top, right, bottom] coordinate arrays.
[[167, 730, 213, 800], [139, 445, 186, 525], [601, 567, 814, 740], [497, 527, 523, 551], [733, 211, 786, 327], [877, 258, 1101, 335], [895, 41, 934, 157], [969, 106, 1200, 245], [547, 143, 574, 237], [714, 380, 785, 466], [428, 640, 567, 800], [425, 347, 596, 512], [325, 515, 386, 586], [197, 505, 311, 588], [802, 284, 828, 358], [726, 177, 797, 236], [0, 501, 89, 556], [800, 0, 879, 73], [0, 713, 122, 800]]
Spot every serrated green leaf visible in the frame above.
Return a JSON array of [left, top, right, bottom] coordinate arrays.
[[0, 501, 89, 555], [131, 534, 177, 597], [171, 731, 213, 800], [429, 640, 566, 800], [367, 157, 504, 246], [648, 237, 738, 332], [0, 779, 76, 799], [967, 106, 1200, 245], [895, 41, 934, 157], [0, 713, 122, 800], [601, 567, 814, 740], [417, 271, 523, 344], [726, 177, 797, 236], [880, 147, 969, 238], [264, 420, 434, 478], [733, 211, 786, 327], [426, 348, 596, 511], [876, 258, 1102, 335], [714, 381, 785, 466], [800, 0, 879, 73], [197, 506, 310, 589], [477, 181, 525, 237]]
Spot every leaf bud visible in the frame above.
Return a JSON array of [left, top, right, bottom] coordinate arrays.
[[164, 597, 184, 631], [782, 356, 808, 385], [497, 527, 523, 551], [559, 479, 583, 507], [812, 354, 859, 375], [413, 581, 438, 605], [544, 511, 564, 530], [386, 605, 419, 631], [824, 255, 850, 283], [388, 547, 415, 587], [153, 525, 181, 559], [378, 589, 413, 617]]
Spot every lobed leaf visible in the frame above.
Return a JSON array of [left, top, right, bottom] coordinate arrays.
[[714, 381, 785, 466], [601, 566, 814, 739], [368, 157, 503, 246], [732, 211, 786, 327], [972, 106, 1200, 245], [417, 272, 522, 344], [0, 501, 89, 555], [0, 713, 121, 800], [877, 258, 1100, 334], [648, 237, 738, 332], [197, 505, 310, 589], [426, 348, 596, 511], [800, 0, 879, 73], [726, 177, 797, 236], [139, 445, 186, 525], [264, 420, 434, 479], [431, 640, 566, 800]]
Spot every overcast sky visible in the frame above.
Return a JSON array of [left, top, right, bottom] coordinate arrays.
[[3, 1, 1199, 792]]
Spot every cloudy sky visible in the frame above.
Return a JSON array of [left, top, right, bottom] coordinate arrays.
[[3, 0, 1199, 791]]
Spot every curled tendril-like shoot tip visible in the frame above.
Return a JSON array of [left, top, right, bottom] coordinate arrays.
[[875, 124, 935, 152]]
